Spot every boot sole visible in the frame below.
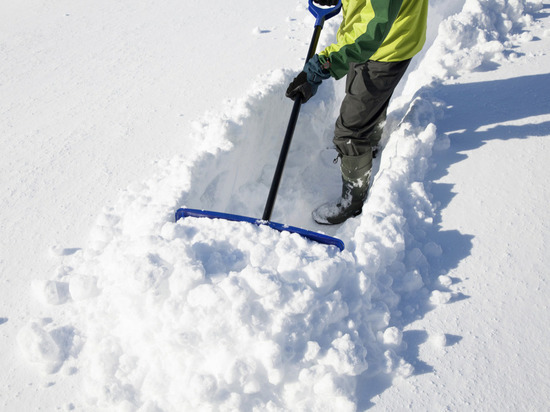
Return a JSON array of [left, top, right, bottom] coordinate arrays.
[[312, 208, 362, 225]]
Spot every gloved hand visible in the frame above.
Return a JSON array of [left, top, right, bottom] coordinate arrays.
[[313, 0, 339, 6], [286, 55, 331, 103]]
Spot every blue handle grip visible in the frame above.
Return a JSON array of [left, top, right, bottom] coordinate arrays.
[[308, 0, 342, 27]]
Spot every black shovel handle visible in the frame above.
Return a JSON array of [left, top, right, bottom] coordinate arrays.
[[261, 23, 326, 221]]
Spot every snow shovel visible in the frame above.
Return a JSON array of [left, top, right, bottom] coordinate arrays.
[[176, 0, 344, 251]]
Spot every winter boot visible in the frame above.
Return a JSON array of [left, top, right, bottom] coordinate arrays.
[[312, 152, 372, 225]]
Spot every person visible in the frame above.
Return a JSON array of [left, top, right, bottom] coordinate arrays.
[[286, 0, 429, 224]]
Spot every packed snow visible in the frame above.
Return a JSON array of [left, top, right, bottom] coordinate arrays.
[[2, 0, 550, 410]]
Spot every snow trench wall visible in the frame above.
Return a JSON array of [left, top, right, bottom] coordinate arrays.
[[19, 0, 543, 410]]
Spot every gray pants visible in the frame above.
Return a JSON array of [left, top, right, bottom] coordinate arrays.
[[333, 59, 411, 157]]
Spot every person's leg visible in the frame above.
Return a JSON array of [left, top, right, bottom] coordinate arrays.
[[313, 59, 411, 225], [334, 58, 411, 154]]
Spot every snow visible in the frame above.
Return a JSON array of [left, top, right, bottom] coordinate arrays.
[[2, 0, 550, 410]]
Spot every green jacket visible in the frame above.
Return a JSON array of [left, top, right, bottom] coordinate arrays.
[[318, 0, 429, 79]]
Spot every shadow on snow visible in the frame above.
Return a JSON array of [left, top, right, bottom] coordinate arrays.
[[356, 72, 550, 408]]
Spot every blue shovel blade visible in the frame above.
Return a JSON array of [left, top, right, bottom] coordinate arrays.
[[175, 208, 345, 251]]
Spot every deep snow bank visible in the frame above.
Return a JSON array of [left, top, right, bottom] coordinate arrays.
[[19, 0, 543, 410]]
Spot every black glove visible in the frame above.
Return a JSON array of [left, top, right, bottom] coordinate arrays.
[[286, 55, 331, 103], [286, 71, 315, 103], [313, 0, 339, 6]]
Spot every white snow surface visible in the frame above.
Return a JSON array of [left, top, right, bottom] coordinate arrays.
[[2, 0, 550, 410]]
